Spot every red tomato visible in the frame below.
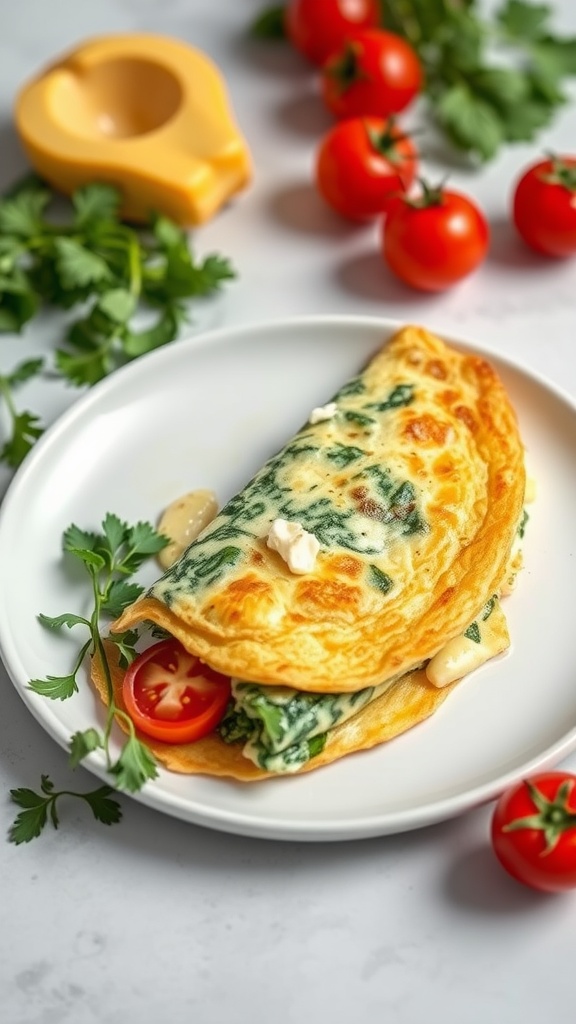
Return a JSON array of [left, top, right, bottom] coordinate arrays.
[[285, 0, 380, 66], [315, 117, 418, 221], [491, 772, 576, 893], [513, 155, 576, 257], [122, 638, 231, 744], [321, 29, 422, 120], [381, 183, 489, 292]]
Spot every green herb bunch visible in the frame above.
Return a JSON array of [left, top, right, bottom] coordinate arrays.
[[0, 177, 235, 466], [385, 0, 576, 162], [253, 0, 576, 162]]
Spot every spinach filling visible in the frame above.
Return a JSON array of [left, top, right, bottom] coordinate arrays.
[[218, 676, 398, 773], [217, 591, 508, 775]]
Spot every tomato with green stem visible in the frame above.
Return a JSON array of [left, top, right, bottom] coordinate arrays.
[[513, 155, 576, 257], [491, 772, 576, 893], [315, 116, 418, 221], [284, 0, 380, 66], [321, 29, 422, 120], [122, 638, 231, 744], [381, 181, 489, 292]]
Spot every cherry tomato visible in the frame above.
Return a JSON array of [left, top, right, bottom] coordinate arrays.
[[381, 182, 489, 292], [491, 772, 576, 893], [284, 0, 380, 66], [321, 29, 422, 120], [513, 155, 576, 257], [122, 638, 231, 744], [315, 117, 418, 221]]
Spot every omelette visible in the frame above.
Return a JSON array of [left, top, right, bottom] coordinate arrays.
[[99, 324, 527, 779]]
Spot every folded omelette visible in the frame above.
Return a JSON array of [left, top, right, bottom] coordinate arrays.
[[98, 325, 527, 779]]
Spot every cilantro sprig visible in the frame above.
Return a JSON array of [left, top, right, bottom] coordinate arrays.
[[0, 357, 45, 467], [9, 775, 122, 845], [252, 0, 576, 162], [0, 177, 236, 388], [9, 514, 169, 843]]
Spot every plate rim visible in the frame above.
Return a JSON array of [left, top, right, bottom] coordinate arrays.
[[2, 312, 576, 842]]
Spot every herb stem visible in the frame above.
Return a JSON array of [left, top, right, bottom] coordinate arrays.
[[89, 569, 118, 767], [127, 235, 142, 300], [0, 375, 17, 420]]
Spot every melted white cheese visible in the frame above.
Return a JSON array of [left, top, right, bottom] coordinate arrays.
[[426, 603, 508, 688], [426, 636, 493, 688]]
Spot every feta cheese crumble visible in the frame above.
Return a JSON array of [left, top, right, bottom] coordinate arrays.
[[309, 401, 337, 424], [266, 518, 320, 574]]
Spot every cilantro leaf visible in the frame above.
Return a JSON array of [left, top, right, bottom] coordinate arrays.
[[0, 356, 45, 471], [502, 98, 553, 140], [97, 288, 136, 324], [151, 214, 187, 252], [84, 787, 123, 826], [0, 407, 44, 468], [144, 219, 235, 302], [497, 0, 552, 41], [0, 235, 24, 274], [55, 344, 115, 388], [63, 524, 101, 554], [0, 357, 45, 468], [67, 547, 106, 572], [72, 183, 121, 229], [8, 775, 122, 843], [111, 628, 140, 668], [28, 673, 79, 700], [101, 580, 145, 618], [0, 185, 50, 238], [109, 735, 158, 792], [11, 784, 51, 809], [126, 521, 171, 561], [436, 84, 504, 161], [6, 357, 44, 387], [471, 67, 530, 112], [9, 791, 49, 844], [101, 512, 128, 557], [192, 254, 237, 295], [37, 611, 90, 631], [69, 728, 104, 767], [53, 237, 112, 290], [0, 269, 39, 332], [539, 37, 576, 76]]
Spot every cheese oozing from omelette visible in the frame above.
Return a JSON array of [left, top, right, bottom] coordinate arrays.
[[106, 325, 527, 779]]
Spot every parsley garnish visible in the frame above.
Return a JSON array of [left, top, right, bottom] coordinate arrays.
[[9, 515, 169, 843], [0, 358, 45, 467], [0, 177, 236, 421], [251, 0, 576, 162], [9, 775, 122, 845]]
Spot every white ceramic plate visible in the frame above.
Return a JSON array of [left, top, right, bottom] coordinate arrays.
[[1, 315, 575, 842]]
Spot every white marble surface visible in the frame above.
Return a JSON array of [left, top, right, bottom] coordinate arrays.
[[2, 1, 576, 1021]]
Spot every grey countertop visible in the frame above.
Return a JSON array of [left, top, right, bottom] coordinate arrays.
[[2, 2, 576, 1022]]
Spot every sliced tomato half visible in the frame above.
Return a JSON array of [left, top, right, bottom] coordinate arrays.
[[122, 638, 231, 744]]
